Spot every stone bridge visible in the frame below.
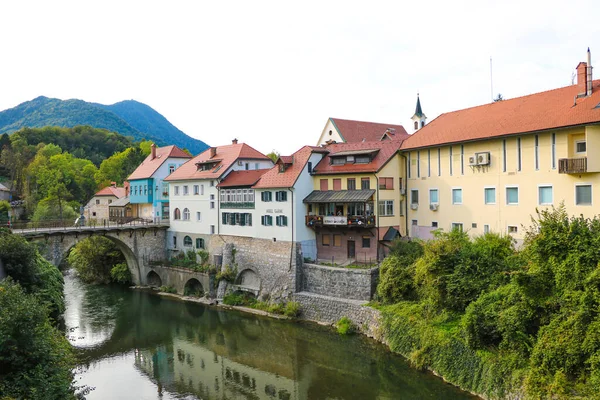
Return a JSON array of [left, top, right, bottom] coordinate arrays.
[[17, 224, 168, 286], [145, 265, 214, 297]]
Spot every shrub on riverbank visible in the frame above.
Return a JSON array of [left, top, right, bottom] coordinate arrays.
[[336, 316, 355, 335], [222, 292, 301, 318], [67, 236, 127, 284], [378, 206, 600, 399]]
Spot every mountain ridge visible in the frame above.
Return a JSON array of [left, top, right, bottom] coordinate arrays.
[[0, 96, 208, 154]]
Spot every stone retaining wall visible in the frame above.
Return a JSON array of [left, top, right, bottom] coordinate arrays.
[[302, 263, 378, 301], [294, 291, 383, 340]]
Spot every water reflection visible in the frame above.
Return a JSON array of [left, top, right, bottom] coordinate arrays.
[[65, 272, 476, 400]]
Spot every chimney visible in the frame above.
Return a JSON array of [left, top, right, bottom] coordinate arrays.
[[232, 138, 238, 144], [587, 47, 593, 96], [209, 147, 217, 158], [577, 62, 588, 96], [111, 181, 117, 188], [151, 143, 157, 160]]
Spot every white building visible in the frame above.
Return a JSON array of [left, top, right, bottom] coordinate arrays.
[[164, 139, 273, 252]]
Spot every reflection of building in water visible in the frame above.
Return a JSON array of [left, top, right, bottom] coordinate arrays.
[[134, 338, 299, 400]]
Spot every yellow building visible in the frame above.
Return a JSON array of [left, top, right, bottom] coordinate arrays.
[[305, 138, 408, 263], [401, 51, 600, 244]]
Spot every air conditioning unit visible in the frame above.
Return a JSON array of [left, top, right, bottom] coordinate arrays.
[[429, 204, 439, 211], [476, 152, 490, 165], [468, 156, 477, 166], [410, 203, 418, 210], [400, 188, 406, 195]]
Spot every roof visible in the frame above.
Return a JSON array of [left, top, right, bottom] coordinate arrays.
[[0, 183, 9, 192], [108, 197, 130, 207], [330, 148, 380, 157], [303, 189, 375, 203], [253, 146, 326, 189], [380, 226, 400, 241], [412, 96, 425, 119], [95, 186, 127, 198], [331, 118, 409, 143], [311, 140, 402, 175], [165, 143, 270, 182], [217, 170, 269, 188], [128, 145, 191, 180], [402, 80, 600, 150]]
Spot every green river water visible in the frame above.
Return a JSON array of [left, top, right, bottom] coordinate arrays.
[[64, 271, 477, 400]]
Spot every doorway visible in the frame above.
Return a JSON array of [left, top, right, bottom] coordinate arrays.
[[347, 240, 355, 258]]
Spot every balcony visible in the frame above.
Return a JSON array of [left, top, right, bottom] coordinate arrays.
[[559, 157, 587, 174], [305, 215, 376, 228], [220, 201, 255, 209]]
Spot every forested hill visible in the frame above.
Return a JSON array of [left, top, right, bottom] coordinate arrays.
[[0, 96, 208, 154]]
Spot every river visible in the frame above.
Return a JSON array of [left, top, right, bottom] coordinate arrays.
[[64, 270, 477, 400]]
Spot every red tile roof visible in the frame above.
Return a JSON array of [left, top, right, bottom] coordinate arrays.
[[331, 118, 409, 143], [401, 80, 600, 150], [218, 169, 269, 188], [311, 140, 402, 175], [165, 143, 270, 181], [253, 146, 328, 189], [128, 145, 191, 180], [95, 186, 127, 198]]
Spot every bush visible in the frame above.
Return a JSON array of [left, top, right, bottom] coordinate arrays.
[[336, 316, 355, 335], [216, 265, 237, 283], [197, 250, 209, 265], [222, 291, 255, 306], [284, 301, 301, 318], [159, 285, 177, 294], [110, 262, 131, 284]]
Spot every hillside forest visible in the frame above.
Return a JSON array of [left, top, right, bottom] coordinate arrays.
[[0, 126, 153, 222]]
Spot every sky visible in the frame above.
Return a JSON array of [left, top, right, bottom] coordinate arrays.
[[1, 0, 599, 155]]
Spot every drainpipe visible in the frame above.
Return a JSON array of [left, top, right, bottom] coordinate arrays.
[[401, 154, 409, 237], [374, 174, 380, 261], [288, 188, 294, 271], [216, 182, 220, 235]]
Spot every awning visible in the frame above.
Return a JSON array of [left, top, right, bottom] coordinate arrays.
[[303, 189, 375, 203]]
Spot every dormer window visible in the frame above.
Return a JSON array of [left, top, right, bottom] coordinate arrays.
[[331, 157, 345, 165], [279, 163, 286, 173], [355, 155, 370, 164]]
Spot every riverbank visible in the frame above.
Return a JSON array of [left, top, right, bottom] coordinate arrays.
[[132, 285, 486, 399]]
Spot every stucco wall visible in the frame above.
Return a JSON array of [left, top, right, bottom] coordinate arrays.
[[302, 263, 378, 301]]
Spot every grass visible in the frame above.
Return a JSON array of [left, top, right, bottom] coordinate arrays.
[[222, 292, 301, 317]]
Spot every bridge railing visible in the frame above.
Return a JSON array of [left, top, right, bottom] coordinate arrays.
[[9, 218, 169, 234]]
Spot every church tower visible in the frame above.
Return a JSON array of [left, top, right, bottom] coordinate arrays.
[[411, 94, 427, 132]]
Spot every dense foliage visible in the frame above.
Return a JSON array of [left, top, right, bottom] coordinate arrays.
[[0, 229, 75, 399], [67, 236, 130, 284], [0, 96, 207, 154], [378, 206, 600, 399]]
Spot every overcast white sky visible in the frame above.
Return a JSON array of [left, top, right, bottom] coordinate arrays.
[[1, 1, 599, 155]]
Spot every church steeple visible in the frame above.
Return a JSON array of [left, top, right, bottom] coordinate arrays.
[[411, 94, 427, 132]]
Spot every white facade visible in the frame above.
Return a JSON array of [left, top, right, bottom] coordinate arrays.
[[316, 119, 344, 146]]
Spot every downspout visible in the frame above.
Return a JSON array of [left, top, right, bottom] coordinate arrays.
[[374, 174, 380, 261], [216, 183, 220, 235], [400, 154, 409, 237], [288, 188, 294, 271]]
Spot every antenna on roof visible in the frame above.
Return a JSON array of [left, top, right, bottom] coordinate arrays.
[[490, 56, 494, 102]]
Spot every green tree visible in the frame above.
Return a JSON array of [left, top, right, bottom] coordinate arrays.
[[68, 236, 126, 284], [266, 150, 279, 163]]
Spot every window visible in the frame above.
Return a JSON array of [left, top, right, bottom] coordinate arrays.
[[196, 238, 205, 249], [173, 236, 177, 248], [347, 178, 356, 190], [538, 186, 553, 205], [507, 226, 518, 234], [261, 215, 273, 226], [183, 185, 189, 195], [331, 157, 345, 165], [484, 187, 496, 204], [194, 185, 199, 195], [320, 179, 328, 191], [276, 215, 288, 226], [184, 236, 193, 247], [92, 212, 96, 217], [361, 178, 370, 190], [429, 189, 439, 204], [261, 191, 272, 202], [412, 220, 418, 226], [551, 133, 556, 169], [183, 208, 190, 220], [410, 189, 419, 205], [245, 163, 249, 170], [472, 223, 478, 228], [502, 140, 507, 172], [174, 186, 179, 195], [378, 200, 394, 216], [169, 165, 175, 174], [362, 236, 371, 248], [173, 208, 181, 220], [96, 199, 100, 205], [432, 221, 438, 228], [414, 121, 418, 130], [534, 135, 539, 170], [201, 185, 205, 195], [576, 141, 587, 153], [333, 234, 342, 247], [275, 191, 288, 202], [307, 162, 312, 173], [379, 178, 394, 190], [144, 185, 147, 195], [517, 138, 522, 171], [210, 194, 215, 209], [210, 181, 215, 187], [576, 184, 592, 205], [484, 225, 490, 234], [452, 188, 462, 204], [451, 223, 463, 232], [108, 199, 112, 204], [506, 187, 519, 205], [210, 225, 215, 234], [333, 179, 341, 190], [322, 234, 330, 246], [196, 212, 201, 221], [355, 155, 370, 164]]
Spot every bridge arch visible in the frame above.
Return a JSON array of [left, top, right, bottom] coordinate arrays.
[[184, 278, 204, 297], [147, 270, 163, 287]]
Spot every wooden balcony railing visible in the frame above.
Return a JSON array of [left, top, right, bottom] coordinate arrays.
[[305, 215, 376, 228], [559, 157, 587, 174]]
